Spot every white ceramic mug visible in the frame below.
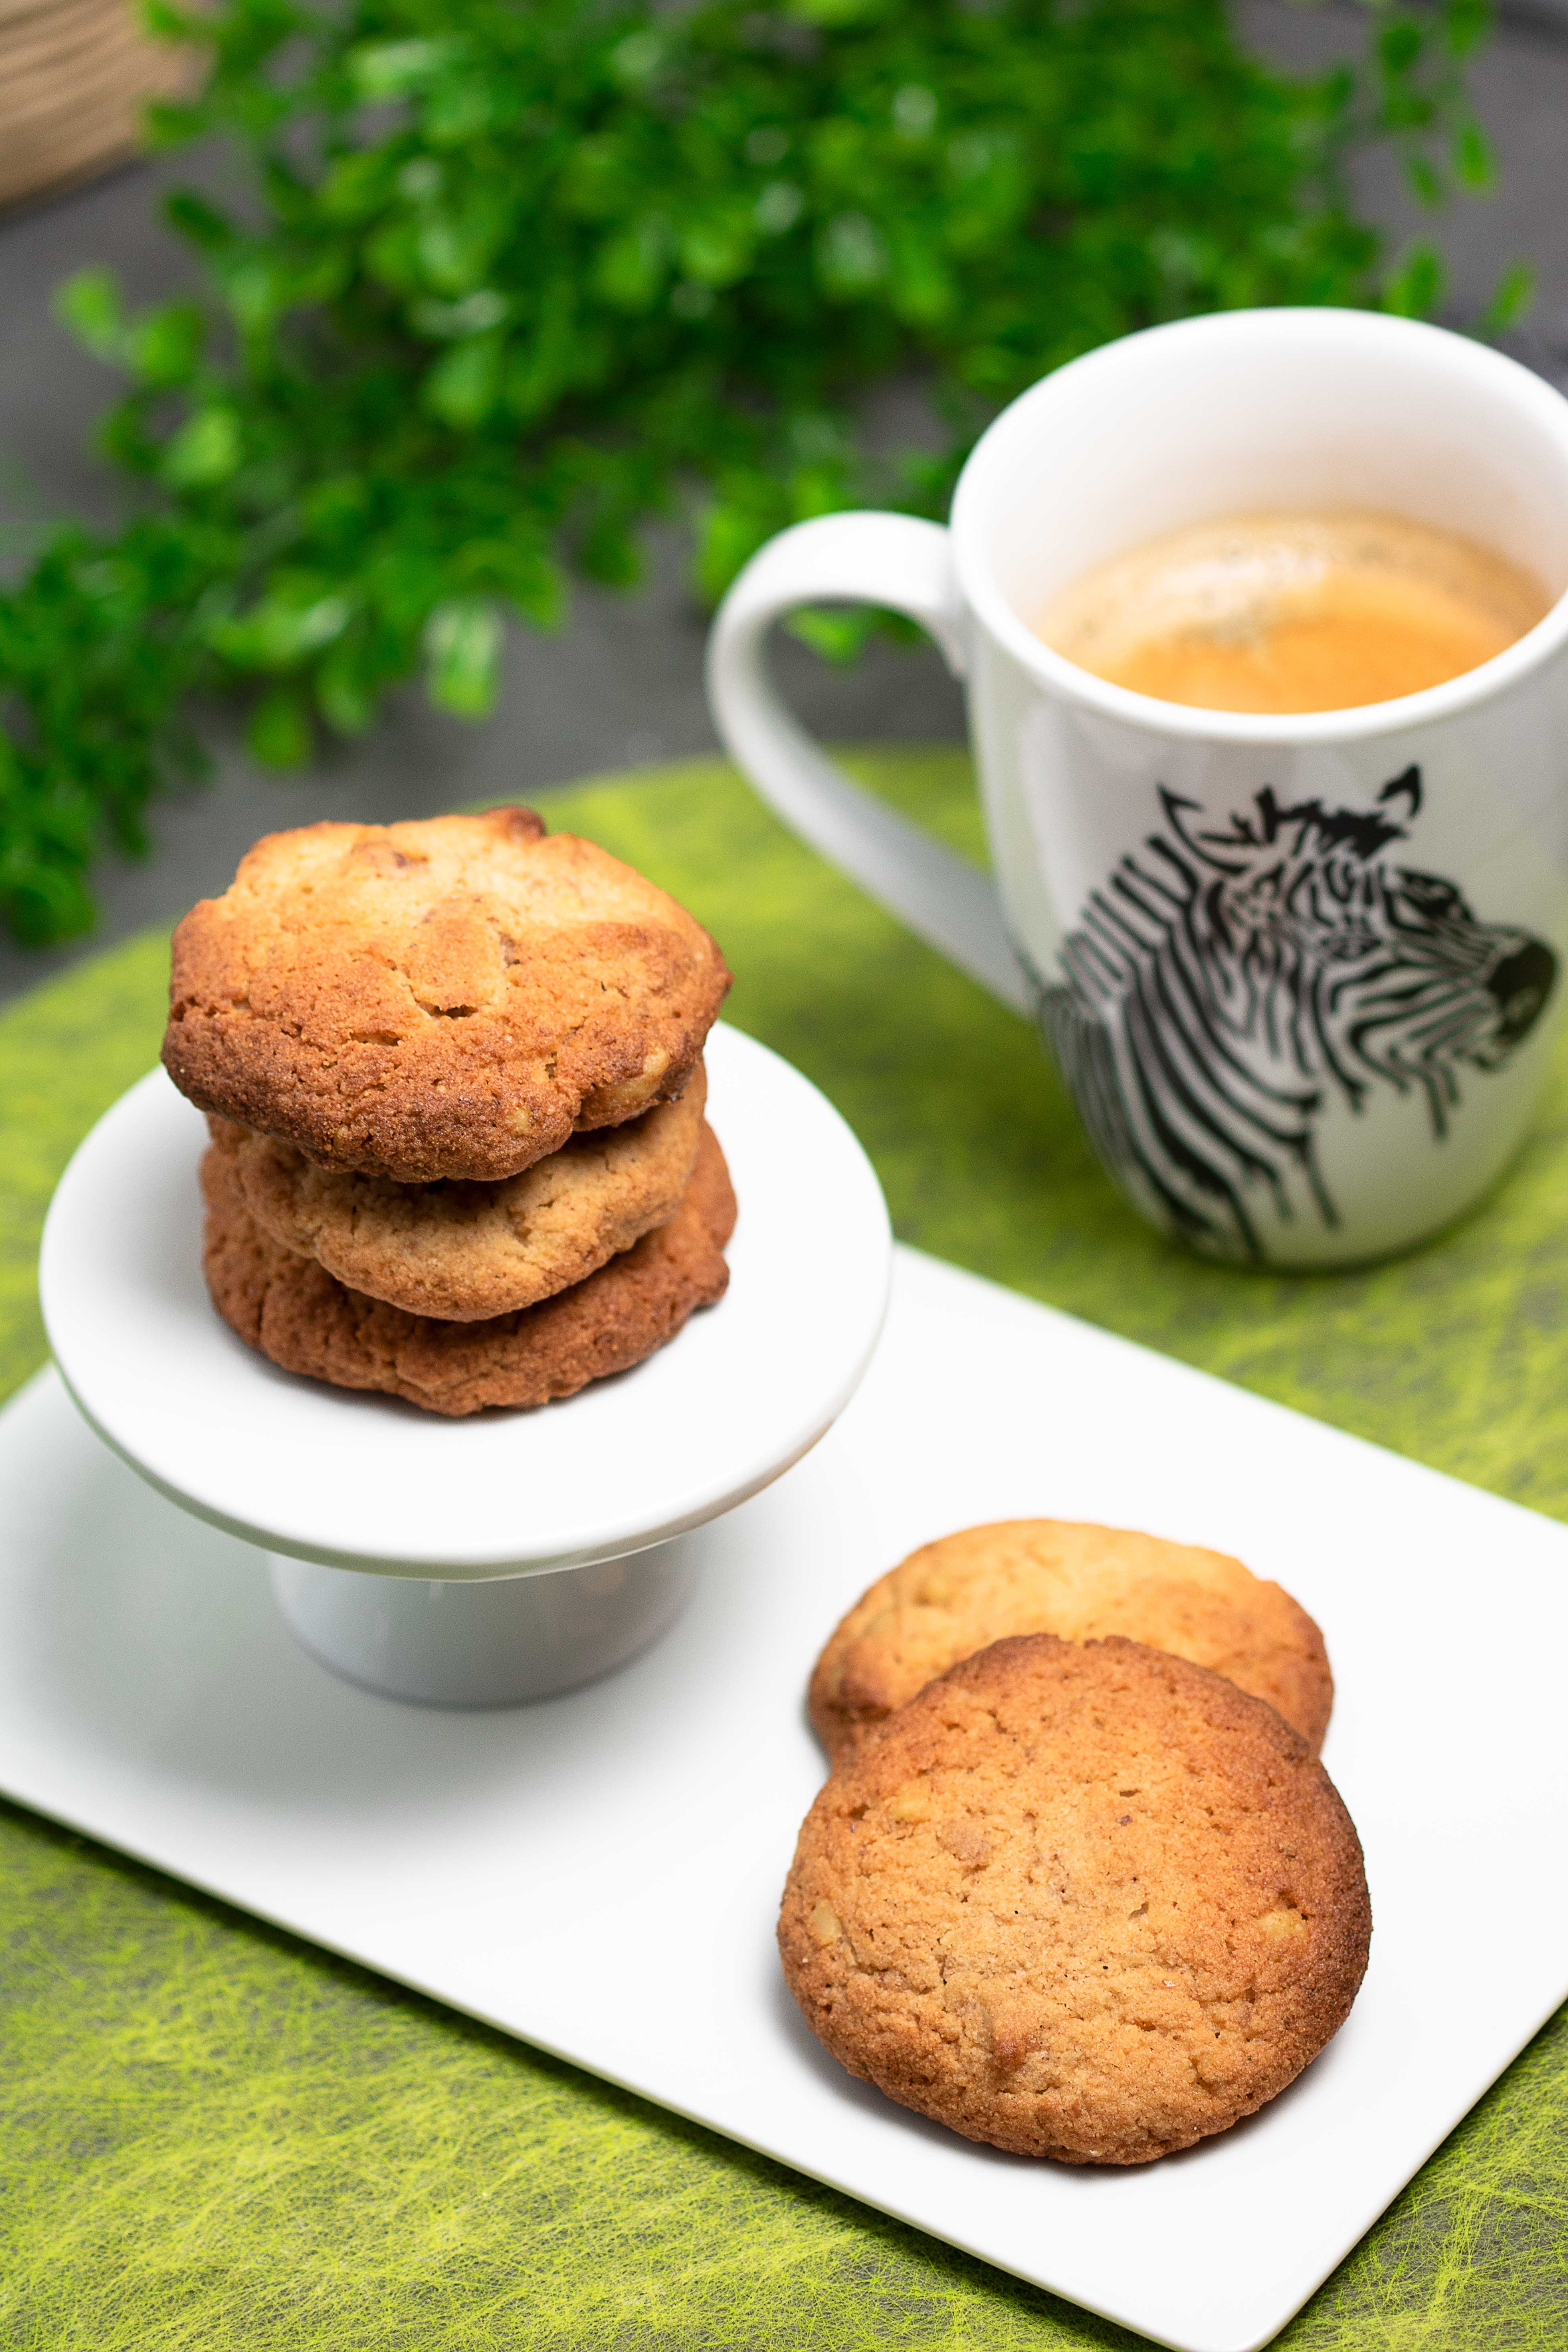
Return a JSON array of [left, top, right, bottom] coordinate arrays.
[[706, 307, 1568, 1267]]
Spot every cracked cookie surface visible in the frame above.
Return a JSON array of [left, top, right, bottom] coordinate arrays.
[[809, 1519, 1332, 1762], [202, 1120, 736, 1416], [210, 1063, 707, 1321], [779, 1634, 1369, 2165], [164, 807, 730, 1182]]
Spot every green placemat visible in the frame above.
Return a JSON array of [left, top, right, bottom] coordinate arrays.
[[2, 752, 1564, 2351]]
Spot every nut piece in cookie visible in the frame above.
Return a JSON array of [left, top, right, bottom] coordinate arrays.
[[202, 1122, 737, 1416], [780, 1634, 1370, 2165], [211, 1063, 708, 1321], [164, 808, 730, 1182], [809, 1519, 1332, 1759]]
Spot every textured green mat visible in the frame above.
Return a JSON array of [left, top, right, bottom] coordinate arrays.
[[2, 751, 1565, 2351]]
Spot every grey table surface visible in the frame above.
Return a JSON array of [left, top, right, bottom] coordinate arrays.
[[1, 0, 1565, 1006]]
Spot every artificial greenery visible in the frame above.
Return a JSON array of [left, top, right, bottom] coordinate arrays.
[[0, 0, 1518, 944]]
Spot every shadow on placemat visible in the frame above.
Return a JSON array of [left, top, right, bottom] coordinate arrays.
[[1, 751, 1565, 2350]]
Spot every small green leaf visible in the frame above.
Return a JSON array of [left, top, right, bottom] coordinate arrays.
[[161, 406, 242, 488], [1379, 19, 1424, 74], [789, 465, 849, 521], [348, 39, 449, 102], [947, 133, 992, 183], [417, 203, 503, 295], [162, 191, 234, 251], [301, 476, 371, 537], [139, 0, 199, 41], [410, 289, 508, 340], [595, 217, 672, 310], [892, 85, 937, 139], [560, 137, 629, 222], [425, 599, 503, 717], [399, 158, 443, 205], [1478, 261, 1534, 334], [143, 99, 204, 149], [56, 270, 125, 363], [208, 590, 352, 671], [426, 75, 496, 147], [680, 211, 755, 287], [1383, 242, 1445, 319], [127, 302, 204, 385], [787, 604, 880, 661], [578, 517, 641, 587], [424, 334, 504, 427], [247, 687, 313, 768], [694, 498, 777, 604], [817, 212, 887, 295], [889, 234, 956, 326], [1405, 156, 1443, 208], [364, 219, 423, 293], [2, 864, 97, 948], [1455, 120, 1494, 190], [1443, 0, 1492, 57], [316, 641, 377, 735], [222, 257, 284, 335], [321, 149, 395, 224], [755, 182, 804, 236], [609, 30, 663, 84]]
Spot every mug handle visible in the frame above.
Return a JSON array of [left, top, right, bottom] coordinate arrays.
[[705, 512, 1031, 1015]]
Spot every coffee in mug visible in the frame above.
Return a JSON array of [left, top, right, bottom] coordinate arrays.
[[1033, 509, 1550, 714], [707, 310, 1568, 1267]]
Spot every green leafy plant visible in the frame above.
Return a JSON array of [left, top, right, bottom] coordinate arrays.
[[0, 0, 1514, 944]]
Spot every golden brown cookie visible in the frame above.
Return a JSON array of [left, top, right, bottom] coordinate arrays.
[[780, 1634, 1370, 2166], [809, 1520, 1332, 1760], [209, 1064, 707, 1321], [201, 1121, 736, 1416], [164, 808, 730, 1182]]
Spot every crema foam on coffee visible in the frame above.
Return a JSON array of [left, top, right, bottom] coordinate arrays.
[[1033, 509, 1550, 714]]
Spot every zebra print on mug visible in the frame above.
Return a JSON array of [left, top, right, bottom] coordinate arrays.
[[1033, 768, 1557, 1262]]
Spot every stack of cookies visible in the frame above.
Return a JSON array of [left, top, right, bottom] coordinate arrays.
[[161, 807, 735, 1416], [780, 1520, 1371, 2166]]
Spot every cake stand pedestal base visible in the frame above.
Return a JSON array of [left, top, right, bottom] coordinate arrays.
[[267, 1543, 699, 1708]]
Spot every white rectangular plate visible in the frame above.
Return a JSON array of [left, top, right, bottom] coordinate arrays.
[[0, 1245, 1564, 2352]]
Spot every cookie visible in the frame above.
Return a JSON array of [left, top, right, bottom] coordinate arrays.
[[202, 1121, 736, 1416], [210, 1063, 707, 1321], [164, 808, 730, 1182], [780, 1635, 1370, 2166], [809, 1520, 1332, 1760]]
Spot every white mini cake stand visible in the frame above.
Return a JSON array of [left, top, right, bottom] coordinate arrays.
[[39, 1023, 891, 1707]]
